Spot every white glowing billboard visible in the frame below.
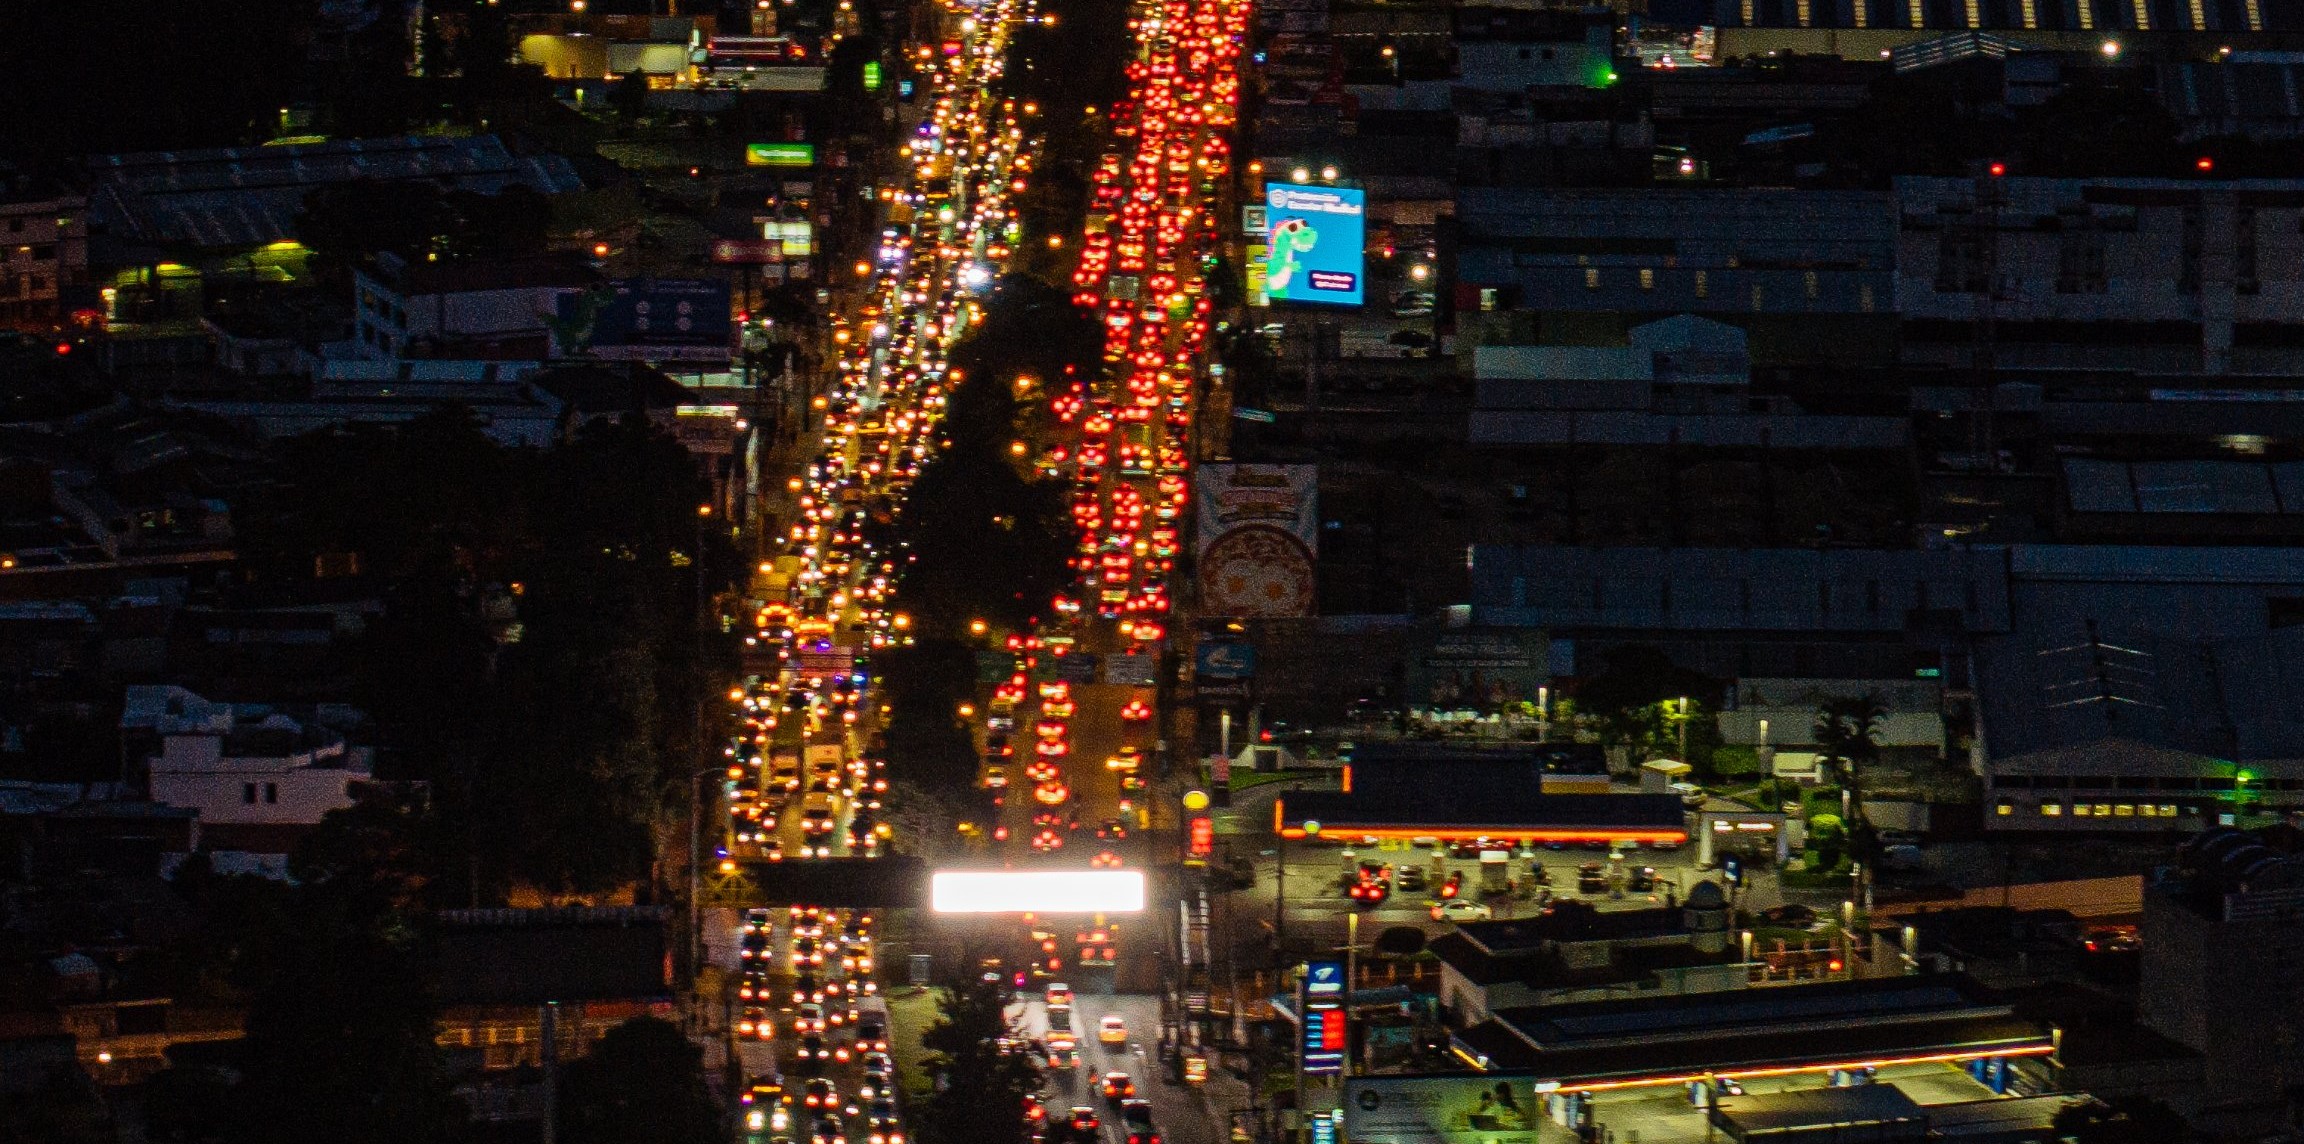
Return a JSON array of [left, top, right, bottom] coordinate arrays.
[[930, 870, 1147, 914]]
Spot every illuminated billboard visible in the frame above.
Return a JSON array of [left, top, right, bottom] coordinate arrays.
[[930, 870, 1146, 914], [1344, 1076, 1543, 1144], [746, 142, 816, 168], [1259, 183, 1365, 307]]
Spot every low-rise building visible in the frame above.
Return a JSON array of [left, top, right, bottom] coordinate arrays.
[[0, 194, 90, 332], [124, 685, 373, 875], [2138, 829, 2304, 1132], [352, 252, 601, 362]]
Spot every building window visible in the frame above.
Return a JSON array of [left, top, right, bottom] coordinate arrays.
[[243, 782, 259, 804], [1585, 268, 1600, 290], [1694, 270, 1709, 299], [264, 783, 279, 804], [1860, 283, 1875, 312], [1479, 287, 1499, 311], [1804, 271, 1820, 300], [1639, 268, 1655, 290], [1518, 48, 1533, 60], [2239, 207, 2261, 295], [1995, 800, 2015, 816], [2041, 802, 2063, 816], [1937, 225, 1988, 293], [2160, 804, 2179, 816], [2057, 214, 2107, 294], [2115, 804, 2135, 816], [1750, 284, 1765, 311]]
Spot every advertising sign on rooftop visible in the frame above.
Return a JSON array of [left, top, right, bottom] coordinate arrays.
[[556, 278, 732, 363], [1259, 183, 1365, 308], [1343, 1077, 1542, 1144], [930, 870, 1147, 914], [746, 142, 817, 168]]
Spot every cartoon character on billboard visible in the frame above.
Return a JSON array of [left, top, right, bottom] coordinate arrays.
[[1265, 216, 1319, 297]]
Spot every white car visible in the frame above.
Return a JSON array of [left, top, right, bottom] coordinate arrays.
[[1432, 900, 1494, 923]]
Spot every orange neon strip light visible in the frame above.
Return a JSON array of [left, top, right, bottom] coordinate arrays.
[[1551, 1043, 2058, 1094], [1278, 827, 1691, 843]]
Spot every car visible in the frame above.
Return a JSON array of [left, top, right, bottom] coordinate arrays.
[[1577, 863, 1608, 893], [1044, 696, 1076, 718], [855, 1017, 890, 1052], [738, 1005, 774, 1040], [982, 764, 1007, 789], [1432, 899, 1494, 923], [811, 1117, 846, 1144], [1068, 1108, 1101, 1134], [1045, 982, 1072, 1008], [1097, 1015, 1128, 1046], [1121, 697, 1153, 722], [1105, 746, 1141, 772], [1101, 1072, 1137, 1101], [804, 1079, 839, 1109]]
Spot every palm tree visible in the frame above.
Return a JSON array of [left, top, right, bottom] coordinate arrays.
[[1813, 694, 1887, 859]]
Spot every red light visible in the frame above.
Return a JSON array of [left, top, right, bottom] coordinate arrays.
[[1827, 958, 1845, 972], [2197, 156, 2216, 172], [1987, 162, 2006, 177], [53, 342, 70, 355]]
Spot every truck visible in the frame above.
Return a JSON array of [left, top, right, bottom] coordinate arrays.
[[1479, 850, 1513, 896]]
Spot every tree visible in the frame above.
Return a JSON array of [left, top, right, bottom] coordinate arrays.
[[559, 1017, 723, 1144], [1813, 693, 1887, 862], [914, 974, 1042, 1144], [1573, 646, 1719, 770], [229, 798, 465, 1144]]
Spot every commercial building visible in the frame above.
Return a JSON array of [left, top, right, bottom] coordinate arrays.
[[87, 136, 583, 256], [124, 685, 374, 875], [1650, 0, 2304, 61], [2138, 829, 2304, 1132], [351, 251, 602, 362], [0, 194, 90, 332], [1467, 544, 2011, 683], [1451, 186, 1897, 361], [1467, 314, 1909, 449], [1975, 545, 2304, 830], [1896, 176, 2304, 375], [1409, 975, 2057, 1140], [1431, 888, 1739, 1024]]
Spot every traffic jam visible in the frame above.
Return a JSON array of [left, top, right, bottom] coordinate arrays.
[[958, 0, 1247, 1134], [717, 0, 1045, 1140]]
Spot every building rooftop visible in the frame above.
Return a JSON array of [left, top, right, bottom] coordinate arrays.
[[89, 135, 583, 250], [432, 907, 672, 1006], [1710, 1085, 1926, 1136], [364, 251, 602, 296]]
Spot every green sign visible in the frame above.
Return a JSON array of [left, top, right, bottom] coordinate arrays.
[[745, 143, 816, 168], [863, 61, 883, 91]]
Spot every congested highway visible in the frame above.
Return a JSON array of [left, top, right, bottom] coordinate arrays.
[[708, 0, 1052, 1141], [955, 0, 1254, 1137], [710, 0, 1251, 1135]]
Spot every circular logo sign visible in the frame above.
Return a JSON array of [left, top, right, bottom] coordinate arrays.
[[1197, 524, 1315, 617]]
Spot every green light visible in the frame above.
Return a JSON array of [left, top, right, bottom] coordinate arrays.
[[863, 61, 883, 91]]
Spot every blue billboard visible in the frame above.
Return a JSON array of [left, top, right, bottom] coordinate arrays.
[[1260, 183, 1365, 307], [556, 277, 732, 363]]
